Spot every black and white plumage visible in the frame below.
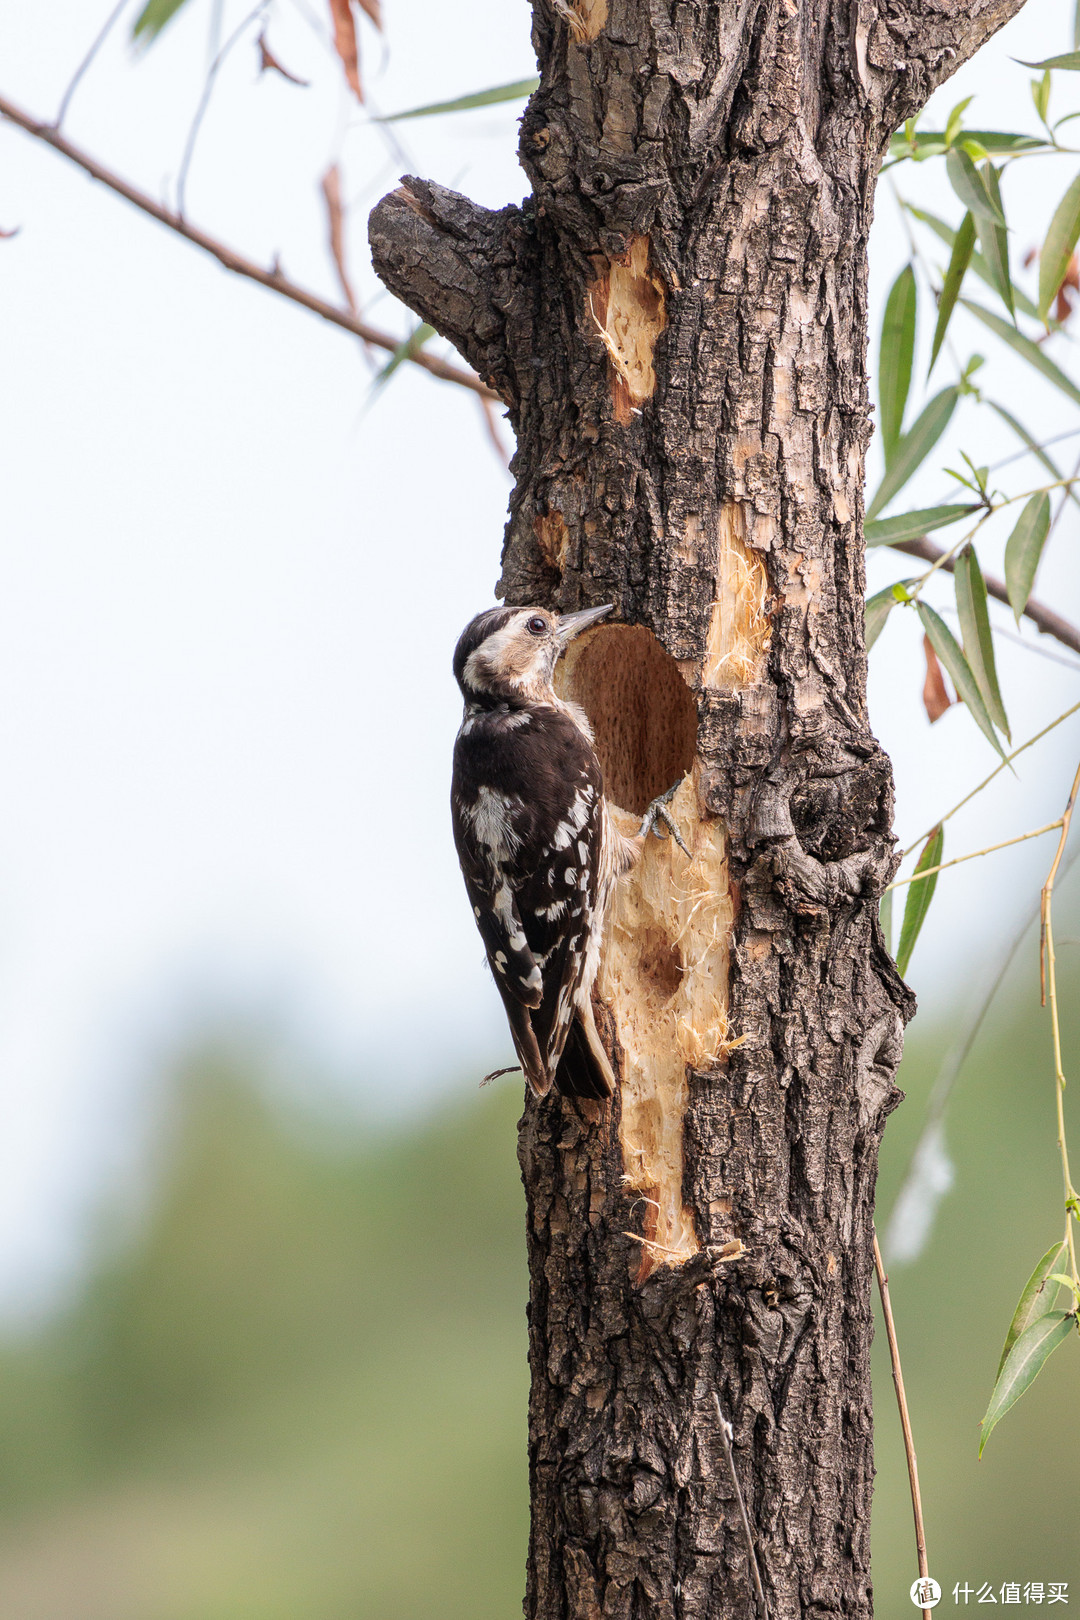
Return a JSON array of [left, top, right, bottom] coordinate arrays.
[[451, 603, 640, 1100]]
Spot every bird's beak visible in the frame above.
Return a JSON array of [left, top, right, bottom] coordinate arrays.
[[555, 603, 614, 646]]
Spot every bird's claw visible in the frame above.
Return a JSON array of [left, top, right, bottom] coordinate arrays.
[[638, 782, 690, 857]]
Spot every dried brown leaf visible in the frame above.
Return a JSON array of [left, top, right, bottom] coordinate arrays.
[[328, 0, 362, 102], [0, 226, 20, 240], [922, 634, 953, 723], [320, 164, 357, 314], [356, 0, 382, 28], [1055, 252, 1079, 326], [258, 33, 310, 86]]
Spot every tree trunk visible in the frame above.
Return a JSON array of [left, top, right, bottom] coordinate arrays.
[[370, 3, 1027, 1615]]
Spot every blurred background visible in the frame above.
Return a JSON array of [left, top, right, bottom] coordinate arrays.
[[0, 0, 1078, 1614]]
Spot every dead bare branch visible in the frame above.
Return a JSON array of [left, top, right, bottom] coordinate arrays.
[[0, 92, 499, 400], [55, 0, 130, 129]]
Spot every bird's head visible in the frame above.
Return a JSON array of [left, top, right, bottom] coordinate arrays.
[[453, 603, 613, 707]]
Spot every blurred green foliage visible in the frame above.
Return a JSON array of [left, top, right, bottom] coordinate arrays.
[[0, 953, 1075, 1618]]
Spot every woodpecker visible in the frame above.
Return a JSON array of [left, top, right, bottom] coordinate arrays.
[[451, 603, 686, 1100]]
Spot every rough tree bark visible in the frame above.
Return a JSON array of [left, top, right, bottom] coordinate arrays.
[[371, 3, 1028, 1616]]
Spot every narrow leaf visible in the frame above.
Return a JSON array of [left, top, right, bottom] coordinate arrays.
[[373, 322, 437, 386], [132, 0, 191, 43], [978, 164, 1014, 318], [979, 1310, 1075, 1456], [946, 147, 1004, 225], [865, 586, 895, 648], [376, 78, 540, 121], [1004, 492, 1052, 622], [931, 212, 977, 372], [997, 1242, 1069, 1377], [955, 545, 1010, 738], [989, 401, 1067, 484], [896, 824, 945, 976], [1039, 173, 1080, 322], [328, 0, 362, 102], [867, 388, 959, 519], [909, 207, 1040, 319], [1019, 52, 1080, 69], [865, 504, 976, 547], [916, 601, 1007, 758], [892, 130, 1046, 157], [996, 399, 1080, 512], [321, 165, 356, 313], [879, 266, 917, 462], [961, 300, 1080, 406]]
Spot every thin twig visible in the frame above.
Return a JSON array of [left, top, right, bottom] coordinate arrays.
[[887, 820, 1063, 891], [873, 1232, 932, 1620], [886, 850, 1078, 1260], [176, 1, 270, 218], [0, 93, 499, 400], [1039, 758, 1080, 1289], [55, 0, 130, 129], [985, 621, 1080, 675], [890, 536, 1080, 658], [711, 1393, 768, 1620], [903, 699, 1080, 858]]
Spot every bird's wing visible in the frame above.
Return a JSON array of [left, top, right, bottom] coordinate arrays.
[[513, 765, 606, 1083], [454, 837, 544, 1010]]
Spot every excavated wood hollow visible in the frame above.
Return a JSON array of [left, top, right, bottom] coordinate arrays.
[[556, 627, 715, 1278]]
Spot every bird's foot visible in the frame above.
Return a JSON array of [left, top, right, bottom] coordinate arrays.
[[638, 781, 690, 857]]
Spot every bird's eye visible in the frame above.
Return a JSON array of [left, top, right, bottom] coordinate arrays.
[[526, 615, 547, 636]]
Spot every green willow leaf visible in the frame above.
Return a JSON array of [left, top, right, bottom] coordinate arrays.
[[375, 77, 539, 121], [978, 164, 1014, 319], [1039, 172, 1080, 322], [864, 504, 976, 547], [997, 1242, 1069, 1377], [909, 207, 1040, 319], [879, 265, 917, 462], [946, 147, 1005, 225], [891, 130, 1046, 159], [865, 586, 896, 648], [955, 545, 1010, 739], [373, 322, 436, 385], [991, 404, 1080, 510], [961, 300, 1080, 406], [896, 824, 945, 977], [879, 886, 894, 955], [867, 388, 959, 520], [132, 0, 192, 43], [979, 1310, 1076, 1457], [916, 601, 1007, 758], [930, 212, 977, 372], [1019, 51, 1080, 69], [1004, 492, 1052, 622]]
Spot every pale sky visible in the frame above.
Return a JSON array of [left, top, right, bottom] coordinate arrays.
[[0, 0, 1078, 1317]]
